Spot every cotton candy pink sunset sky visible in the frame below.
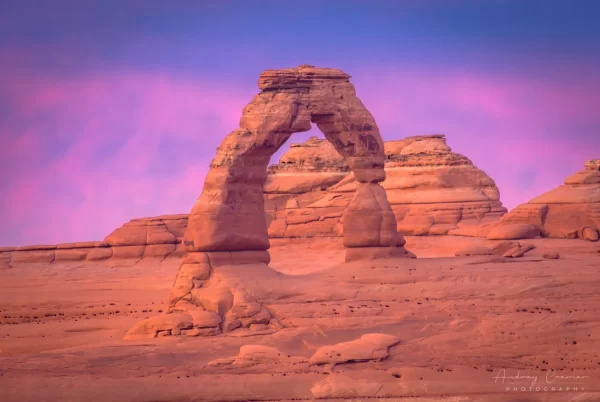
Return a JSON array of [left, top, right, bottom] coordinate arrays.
[[1, 0, 599, 246]]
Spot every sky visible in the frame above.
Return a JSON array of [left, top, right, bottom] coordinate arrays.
[[1, 0, 599, 246]]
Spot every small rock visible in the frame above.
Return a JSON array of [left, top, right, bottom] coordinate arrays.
[[543, 252, 560, 260], [580, 227, 599, 242], [310, 333, 400, 366]]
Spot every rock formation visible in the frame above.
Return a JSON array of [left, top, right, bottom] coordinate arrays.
[[102, 133, 506, 246], [491, 160, 600, 240], [104, 214, 187, 246], [125, 65, 412, 339], [0, 239, 187, 267], [0, 215, 190, 266], [183, 65, 406, 258], [266, 134, 506, 239]]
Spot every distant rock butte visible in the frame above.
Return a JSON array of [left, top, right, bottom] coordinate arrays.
[[266, 134, 507, 239], [492, 160, 600, 240]]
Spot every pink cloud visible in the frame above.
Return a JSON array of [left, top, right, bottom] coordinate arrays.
[[0, 70, 254, 246]]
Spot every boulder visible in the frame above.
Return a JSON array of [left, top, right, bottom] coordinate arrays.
[[579, 227, 599, 242], [491, 241, 521, 256], [502, 243, 535, 258], [309, 333, 400, 366], [543, 252, 560, 260]]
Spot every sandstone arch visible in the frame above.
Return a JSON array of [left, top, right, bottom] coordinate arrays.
[[124, 65, 412, 339], [184, 65, 406, 255]]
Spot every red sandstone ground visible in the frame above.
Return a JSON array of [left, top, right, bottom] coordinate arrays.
[[1, 236, 599, 402]]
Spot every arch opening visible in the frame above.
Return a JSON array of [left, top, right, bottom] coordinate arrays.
[[183, 65, 405, 256]]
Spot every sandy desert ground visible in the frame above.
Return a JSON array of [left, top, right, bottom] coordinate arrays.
[[1, 236, 599, 402]]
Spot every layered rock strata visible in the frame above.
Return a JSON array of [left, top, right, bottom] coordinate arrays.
[[266, 134, 507, 239], [0, 215, 190, 266], [491, 160, 600, 240], [0, 239, 185, 267]]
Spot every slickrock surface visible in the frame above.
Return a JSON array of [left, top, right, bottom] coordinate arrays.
[[1, 236, 599, 402], [493, 160, 600, 240]]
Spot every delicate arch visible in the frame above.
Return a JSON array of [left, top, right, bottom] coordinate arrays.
[[125, 66, 412, 340], [183, 65, 402, 253]]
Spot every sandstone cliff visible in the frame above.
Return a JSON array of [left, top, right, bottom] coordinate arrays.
[[489, 160, 600, 240], [266, 134, 507, 238]]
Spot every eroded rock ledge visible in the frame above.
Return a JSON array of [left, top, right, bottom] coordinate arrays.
[[491, 160, 600, 241], [0, 216, 189, 267]]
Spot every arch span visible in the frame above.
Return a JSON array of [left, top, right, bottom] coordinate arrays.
[[184, 65, 405, 254]]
